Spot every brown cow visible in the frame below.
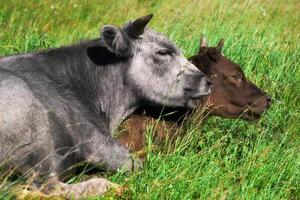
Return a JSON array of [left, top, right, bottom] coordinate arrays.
[[115, 38, 271, 155]]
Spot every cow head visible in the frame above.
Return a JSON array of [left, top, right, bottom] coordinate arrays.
[[101, 14, 212, 109], [189, 38, 271, 121]]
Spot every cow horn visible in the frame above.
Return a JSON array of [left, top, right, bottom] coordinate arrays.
[[216, 39, 224, 52], [125, 14, 153, 37], [200, 36, 208, 47], [199, 36, 208, 53]]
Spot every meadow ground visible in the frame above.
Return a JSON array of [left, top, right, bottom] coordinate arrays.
[[0, 0, 299, 199]]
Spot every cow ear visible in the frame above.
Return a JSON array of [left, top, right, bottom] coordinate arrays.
[[216, 39, 224, 53], [124, 14, 153, 38], [101, 25, 132, 57], [198, 36, 208, 53]]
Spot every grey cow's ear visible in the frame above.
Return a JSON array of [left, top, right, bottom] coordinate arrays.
[[101, 25, 132, 57], [216, 39, 224, 53], [124, 14, 153, 38]]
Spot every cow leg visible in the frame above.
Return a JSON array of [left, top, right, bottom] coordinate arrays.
[[14, 176, 121, 199], [42, 177, 121, 199]]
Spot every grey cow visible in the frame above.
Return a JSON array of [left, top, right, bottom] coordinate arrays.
[[0, 14, 211, 198]]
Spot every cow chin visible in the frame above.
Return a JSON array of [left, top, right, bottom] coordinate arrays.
[[242, 111, 262, 121], [185, 98, 203, 109], [241, 104, 269, 121], [210, 105, 264, 121]]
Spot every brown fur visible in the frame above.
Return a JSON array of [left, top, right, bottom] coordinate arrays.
[[116, 115, 179, 158], [115, 38, 271, 154]]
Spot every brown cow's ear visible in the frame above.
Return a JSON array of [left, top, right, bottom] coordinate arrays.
[[207, 49, 219, 62], [124, 14, 153, 38], [199, 36, 208, 53], [216, 39, 224, 53]]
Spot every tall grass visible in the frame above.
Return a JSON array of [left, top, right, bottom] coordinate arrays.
[[0, 0, 299, 199]]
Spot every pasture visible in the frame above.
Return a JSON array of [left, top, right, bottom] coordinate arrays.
[[0, 0, 299, 199]]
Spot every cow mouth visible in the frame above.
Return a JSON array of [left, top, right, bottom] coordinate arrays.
[[185, 95, 205, 109], [190, 92, 209, 104], [242, 111, 262, 121], [190, 94, 205, 100], [184, 87, 211, 109], [185, 89, 211, 100], [241, 102, 270, 121]]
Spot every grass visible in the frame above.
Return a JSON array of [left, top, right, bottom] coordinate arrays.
[[0, 0, 299, 199]]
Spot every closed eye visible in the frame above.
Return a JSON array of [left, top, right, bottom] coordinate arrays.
[[156, 49, 172, 56], [231, 74, 243, 80]]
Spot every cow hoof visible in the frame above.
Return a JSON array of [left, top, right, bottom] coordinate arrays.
[[120, 156, 143, 172]]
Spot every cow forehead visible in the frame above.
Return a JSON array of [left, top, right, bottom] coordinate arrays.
[[214, 56, 242, 74], [138, 29, 180, 52], [225, 59, 243, 74]]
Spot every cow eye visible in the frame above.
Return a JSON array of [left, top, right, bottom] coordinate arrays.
[[231, 74, 242, 80], [156, 49, 172, 56]]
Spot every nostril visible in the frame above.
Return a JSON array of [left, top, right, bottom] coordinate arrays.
[[206, 79, 213, 86]]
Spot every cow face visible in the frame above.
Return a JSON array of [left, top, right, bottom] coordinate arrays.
[[190, 38, 271, 121], [101, 14, 211, 109]]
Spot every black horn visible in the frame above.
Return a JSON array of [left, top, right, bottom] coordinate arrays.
[[125, 14, 153, 38]]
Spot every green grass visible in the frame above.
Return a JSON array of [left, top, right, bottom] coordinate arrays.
[[0, 0, 299, 199]]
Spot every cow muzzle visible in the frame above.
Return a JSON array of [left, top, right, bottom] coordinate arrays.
[[183, 74, 213, 108]]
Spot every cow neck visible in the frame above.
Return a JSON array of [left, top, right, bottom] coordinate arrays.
[[93, 65, 139, 134], [42, 39, 140, 135]]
